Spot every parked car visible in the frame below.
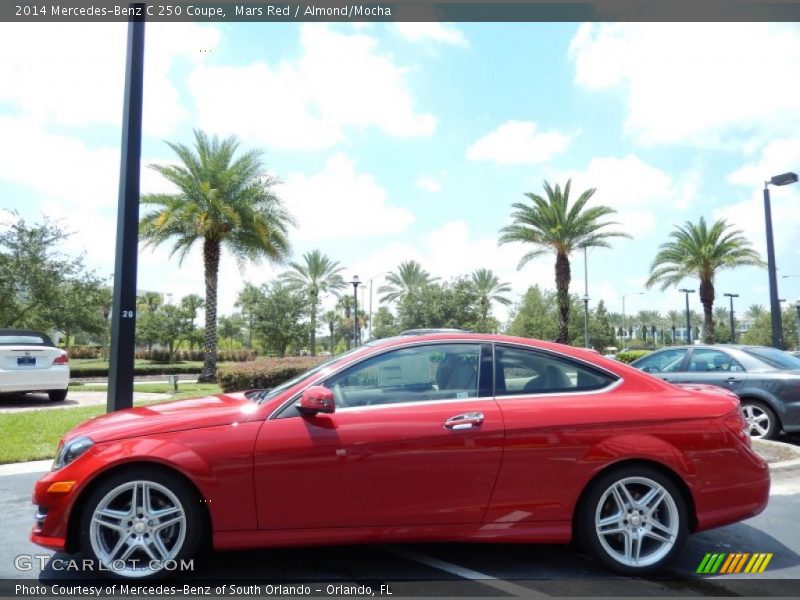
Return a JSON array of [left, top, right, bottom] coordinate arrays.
[[630, 345, 800, 440], [0, 328, 69, 402], [31, 332, 768, 579]]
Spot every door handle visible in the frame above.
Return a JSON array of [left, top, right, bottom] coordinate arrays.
[[725, 377, 739, 383], [444, 412, 484, 430]]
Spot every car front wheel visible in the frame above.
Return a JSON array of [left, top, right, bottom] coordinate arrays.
[[79, 468, 203, 579], [578, 466, 687, 575]]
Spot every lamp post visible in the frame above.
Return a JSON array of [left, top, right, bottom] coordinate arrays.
[[364, 270, 390, 341], [724, 293, 739, 343], [796, 299, 800, 350], [582, 246, 590, 348], [764, 172, 798, 349], [621, 292, 644, 344], [679, 288, 696, 344], [350, 276, 361, 347]]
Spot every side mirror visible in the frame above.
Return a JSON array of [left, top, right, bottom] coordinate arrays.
[[297, 386, 335, 415]]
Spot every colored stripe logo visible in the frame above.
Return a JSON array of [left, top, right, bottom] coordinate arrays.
[[696, 552, 773, 574]]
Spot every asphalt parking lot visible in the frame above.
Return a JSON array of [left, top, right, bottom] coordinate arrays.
[[1, 466, 799, 597]]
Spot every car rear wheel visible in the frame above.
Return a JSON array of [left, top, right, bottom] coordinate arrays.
[[578, 466, 687, 575], [48, 389, 68, 402], [79, 468, 203, 579], [741, 400, 778, 440]]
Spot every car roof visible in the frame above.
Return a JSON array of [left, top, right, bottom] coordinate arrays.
[[0, 328, 55, 346]]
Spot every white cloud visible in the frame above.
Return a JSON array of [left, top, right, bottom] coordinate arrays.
[[0, 22, 220, 137], [728, 138, 800, 187], [189, 24, 435, 150], [554, 154, 697, 234], [466, 121, 575, 165], [568, 23, 800, 146], [393, 23, 468, 47], [278, 153, 415, 241], [416, 174, 443, 193]]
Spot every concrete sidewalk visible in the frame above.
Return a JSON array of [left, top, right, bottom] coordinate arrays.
[[0, 391, 170, 413]]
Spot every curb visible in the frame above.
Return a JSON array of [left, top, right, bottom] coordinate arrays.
[[753, 438, 800, 471], [0, 459, 52, 476]]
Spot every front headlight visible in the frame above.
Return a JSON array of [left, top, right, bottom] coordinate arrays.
[[51, 437, 94, 471]]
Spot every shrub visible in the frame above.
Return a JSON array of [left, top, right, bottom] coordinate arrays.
[[616, 350, 653, 364], [218, 356, 326, 393], [67, 345, 100, 359]]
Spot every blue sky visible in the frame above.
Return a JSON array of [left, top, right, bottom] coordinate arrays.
[[2, 21, 800, 325]]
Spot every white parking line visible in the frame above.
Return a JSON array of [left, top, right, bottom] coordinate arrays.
[[384, 545, 549, 597]]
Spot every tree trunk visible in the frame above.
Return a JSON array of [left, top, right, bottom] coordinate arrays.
[[699, 278, 715, 344], [554, 251, 571, 343], [200, 238, 220, 382], [309, 291, 318, 356]]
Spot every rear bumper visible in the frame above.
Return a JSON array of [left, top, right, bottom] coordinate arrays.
[[694, 445, 770, 532], [0, 366, 69, 393]]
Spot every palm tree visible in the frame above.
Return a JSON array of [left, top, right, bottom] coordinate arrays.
[[746, 304, 767, 320], [471, 268, 512, 322], [280, 250, 346, 356], [323, 310, 338, 352], [646, 217, 764, 344], [235, 283, 261, 349], [337, 295, 354, 350], [499, 180, 630, 343], [378, 260, 437, 304], [140, 130, 293, 381]]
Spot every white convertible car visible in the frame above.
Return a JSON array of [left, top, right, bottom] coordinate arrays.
[[0, 329, 69, 401]]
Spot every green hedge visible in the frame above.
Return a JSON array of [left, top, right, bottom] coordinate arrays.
[[616, 350, 653, 364], [218, 357, 326, 393], [70, 363, 207, 378]]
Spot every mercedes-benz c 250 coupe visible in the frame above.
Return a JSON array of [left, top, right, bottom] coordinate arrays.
[[31, 332, 769, 578]]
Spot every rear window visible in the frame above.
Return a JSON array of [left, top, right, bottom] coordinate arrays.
[[743, 347, 800, 370], [0, 335, 50, 345]]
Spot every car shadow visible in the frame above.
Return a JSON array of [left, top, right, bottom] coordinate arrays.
[[0, 392, 78, 410]]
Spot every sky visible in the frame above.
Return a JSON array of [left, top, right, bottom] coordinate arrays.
[[2, 21, 800, 328]]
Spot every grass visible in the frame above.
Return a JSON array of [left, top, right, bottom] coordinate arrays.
[[0, 384, 223, 464]]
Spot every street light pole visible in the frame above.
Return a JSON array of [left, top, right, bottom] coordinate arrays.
[[583, 246, 590, 348], [350, 276, 361, 347], [621, 292, 644, 345], [679, 288, 696, 344], [764, 172, 798, 349], [724, 292, 739, 343], [796, 300, 800, 350]]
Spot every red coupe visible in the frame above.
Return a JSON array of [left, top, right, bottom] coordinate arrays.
[[31, 332, 769, 578]]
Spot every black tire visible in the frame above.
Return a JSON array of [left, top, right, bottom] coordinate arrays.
[[577, 465, 688, 575], [79, 467, 204, 579], [740, 400, 779, 440], [48, 389, 68, 402]]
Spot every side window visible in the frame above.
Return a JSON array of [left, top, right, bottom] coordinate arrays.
[[687, 349, 745, 372], [324, 344, 481, 408], [495, 345, 616, 396], [635, 349, 688, 373]]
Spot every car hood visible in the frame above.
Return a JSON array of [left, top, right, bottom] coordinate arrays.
[[66, 393, 261, 443]]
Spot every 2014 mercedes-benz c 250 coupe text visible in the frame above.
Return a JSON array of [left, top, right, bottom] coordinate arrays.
[[31, 332, 770, 579]]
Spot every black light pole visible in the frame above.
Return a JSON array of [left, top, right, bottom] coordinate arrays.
[[108, 5, 145, 413], [583, 246, 590, 348], [796, 300, 800, 350], [679, 288, 695, 344], [724, 292, 739, 343], [764, 172, 798, 349], [350, 276, 361, 347]]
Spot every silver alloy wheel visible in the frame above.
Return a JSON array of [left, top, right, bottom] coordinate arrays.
[[89, 480, 187, 578], [742, 404, 771, 439], [595, 476, 680, 568]]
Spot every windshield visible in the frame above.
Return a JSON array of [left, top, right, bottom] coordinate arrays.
[[257, 347, 363, 403], [743, 347, 800, 370]]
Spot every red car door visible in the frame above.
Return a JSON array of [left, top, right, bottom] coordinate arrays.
[[253, 342, 504, 529]]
